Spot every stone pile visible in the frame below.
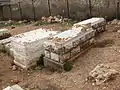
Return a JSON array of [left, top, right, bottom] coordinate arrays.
[[87, 64, 119, 85], [109, 19, 120, 25], [41, 15, 70, 24]]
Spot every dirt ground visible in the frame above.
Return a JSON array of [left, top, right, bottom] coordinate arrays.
[[6, 23, 71, 35], [1, 23, 120, 90]]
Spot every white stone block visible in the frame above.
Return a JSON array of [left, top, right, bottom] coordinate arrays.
[[11, 28, 58, 69], [72, 17, 105, 30]]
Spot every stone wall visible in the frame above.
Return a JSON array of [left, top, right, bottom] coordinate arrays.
[[1, 0, 119, 20]]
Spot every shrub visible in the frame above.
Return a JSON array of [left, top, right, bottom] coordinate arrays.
[[36, 54, 45, 66], [34, 21, 49, 26], [0, 33, 11, 40], [63, 61, 73, 71], [0, 44, 6, 53]]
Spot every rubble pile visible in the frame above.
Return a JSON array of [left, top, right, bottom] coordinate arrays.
[[41, 15, 70, 24], [109, 19, 120, 25], [87, 64, 119, 85]]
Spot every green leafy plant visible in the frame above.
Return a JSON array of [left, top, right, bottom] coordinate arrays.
[[0, 21, 24, 28], [63, 61, 73, 71], [36, 54, 45, 66], [34, 21, 49, 26], [0, 44, 6, 53]]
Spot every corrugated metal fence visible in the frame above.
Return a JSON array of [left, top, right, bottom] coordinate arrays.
[[0, 0, 119, 20]]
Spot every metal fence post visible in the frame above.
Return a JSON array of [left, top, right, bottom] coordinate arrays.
[[48, 0, 51, 16], [88, 0, 92, 18], [32, 0, 36, 21], [18, 1, 23, 20], [66, 0, 70, 18], [116, 1, 119, 19], [9, 0, 12, 19], [0, 6, 4, 20]]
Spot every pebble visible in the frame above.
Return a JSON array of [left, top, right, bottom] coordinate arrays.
[[111, 19, 118, 25], [11, 25, 15, 29], [12, 65, 17, 71], [18, 21, 23, 24]]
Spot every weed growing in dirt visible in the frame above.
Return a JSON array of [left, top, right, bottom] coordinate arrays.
[[34, 21, 49, 26], [36, 54, 45, 66], [0, 21, 24, 28], [0, 44, 6, 53], [63, 61, 73, 71], [61, 20, 77, 27]]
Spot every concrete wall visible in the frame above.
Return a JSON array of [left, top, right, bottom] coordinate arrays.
[[1, 0, 119, 20]]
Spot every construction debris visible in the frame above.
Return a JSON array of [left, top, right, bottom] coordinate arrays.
[[87, 64, 119, 85]]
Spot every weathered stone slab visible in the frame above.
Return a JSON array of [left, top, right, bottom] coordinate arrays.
[[11, 28, 57, 69]]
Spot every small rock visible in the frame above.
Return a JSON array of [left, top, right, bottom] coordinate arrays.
[[23, 20, 28, 23], [18, 21, 23, 24], [7, 20, 13, 24], [117, 30, 120, 33], [63, 18, 69, 22], [118, 21, 120, 25], [27, 73, 30, 76], [92, 83, 95, 86], [111, 19, 119, 25], [10, 79, 20, 84], [102, 87, 107, 90], [51, 19, 57, 23], [11, 25, 15, 29], [107, 22, 111, 25], [41, 16, 47, 21], [47, 18, 52, 23], [48, 16, 54, 20], [59, 19, 63, 23], [5, 22, 8, 25], [54, 16, 60, 23], [12, 65, 17, 71], [56, 15, 61, 19], [47, 16, 55, 23]]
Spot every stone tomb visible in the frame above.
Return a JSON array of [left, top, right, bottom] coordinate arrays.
[[11, 28, 57, 69]]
